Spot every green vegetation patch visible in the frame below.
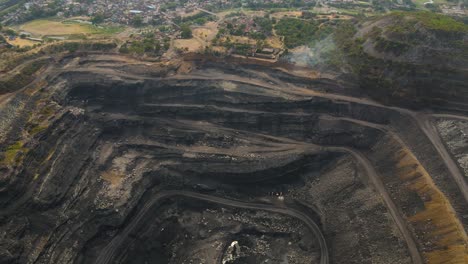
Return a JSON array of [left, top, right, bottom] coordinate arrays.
[[389, 11, 468, 33], [274, 18, 318, 48], [232, 43, 254, 56], [29, 124, 47, 135], [254, 16, 273, 34], [374, 36, 411, 55], [19, 18, 124, 37], [180, 24, 193, 39], [1, 141, 28, 166], [178, 11, 216, 25], [119, 33, 169, 56], [378, 11, 468, 49], [330, 21, 363, 70], [39, 105, 56, 117], [94, 26, 124, 36], [331, 15, 467, 106]]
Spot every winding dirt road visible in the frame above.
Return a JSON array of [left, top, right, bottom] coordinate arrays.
[[94, 191, 329, 264], [7, 57, 466, 263], [170, 71, 468, 205], [414, 113, 468, 203], [58, 65, 466, 264], [327, 146, 423, 264]]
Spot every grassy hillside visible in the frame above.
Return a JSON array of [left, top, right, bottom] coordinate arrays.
[[334, 11, 468, 109], [388, 11, 467, 32]]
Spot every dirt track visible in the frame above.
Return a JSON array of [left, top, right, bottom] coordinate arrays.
[[1, 54, 467, 264], [52, 59, 468, 262], [95, 191, 329, 264]]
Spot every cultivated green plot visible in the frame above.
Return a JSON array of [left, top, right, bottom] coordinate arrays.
[[18, 18, 122, 37]]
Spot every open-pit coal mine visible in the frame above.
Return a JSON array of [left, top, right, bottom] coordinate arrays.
[[0, 54, 467, 264]]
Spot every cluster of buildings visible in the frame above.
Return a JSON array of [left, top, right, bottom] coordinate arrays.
[[440, 4, 467, 16], [221, 15, 274, 38], [1, 0, 221, 26], [224, 16, 258, 35], [64, 0, 164, 25]]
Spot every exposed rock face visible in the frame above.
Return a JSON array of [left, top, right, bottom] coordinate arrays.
[[0, 54, 467, 264]]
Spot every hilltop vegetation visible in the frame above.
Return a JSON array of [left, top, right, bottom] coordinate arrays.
[[388, 11, 468, 33], [331, 10, 468, 72], [362, 11, 467, 61], [332, 11, 468, 107], [274, 18, 318, 48]]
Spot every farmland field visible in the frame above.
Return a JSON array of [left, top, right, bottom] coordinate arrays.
[[6, 37, 37, 47], [18, 18, 122, 37], [173, 38, 203, 52]]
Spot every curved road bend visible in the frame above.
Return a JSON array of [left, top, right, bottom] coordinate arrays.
[[93, 107, 423, 264], [170, 73, 468, 200], [432, 113, 468, 122], [414, 113, 468, 203], [326, 146, 423, 264], [169, 72, 468, 202], [322, 111, 468, 205], [95, 191, 328, 264], [52, 66, 458, 264]]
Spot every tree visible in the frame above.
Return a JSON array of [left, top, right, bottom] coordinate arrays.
[[256, 39, 265, 50], [154, 40, 161, 53], [274, 18, 318, 48], [119, 43, 129, 53], [91, 13, 105, 24], [132, 15, 143, 27], [163, 40, 170, 50], [5, 29, 16, 36], [180, 24, 192, 39]]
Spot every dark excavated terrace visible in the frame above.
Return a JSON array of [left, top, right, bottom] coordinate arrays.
[[0, 54, 467, 264]]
